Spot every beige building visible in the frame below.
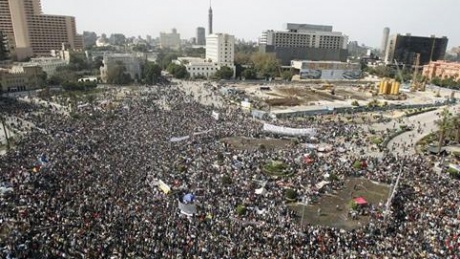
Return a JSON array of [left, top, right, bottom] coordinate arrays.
[[159, 28, 181, 50], [0, 0, 83, 60], [0, 65, 43, 92], [100, 53, 142, 83], [423, 61, 460, 82]]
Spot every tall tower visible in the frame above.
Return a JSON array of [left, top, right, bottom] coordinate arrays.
[[381, 27, 390, 57], [208, 0, 213, 35]]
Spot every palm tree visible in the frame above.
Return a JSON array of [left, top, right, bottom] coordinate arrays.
[[435, 108, 452, 154], [452, 114, 460, 143]]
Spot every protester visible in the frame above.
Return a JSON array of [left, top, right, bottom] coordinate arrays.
[[0, 84, 458, 258]]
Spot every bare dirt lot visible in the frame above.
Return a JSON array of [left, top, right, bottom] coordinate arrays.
[[221, 137, 292, 150], [289, 178, 390, 230]]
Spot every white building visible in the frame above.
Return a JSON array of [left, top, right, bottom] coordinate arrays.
[[206, 33, 235, 67], [22, 57, 68, 76], [173, 57, 219, 79], [159, 28, 181, 50], [172, 33, 236, 79], [100, 53, 142, 83]]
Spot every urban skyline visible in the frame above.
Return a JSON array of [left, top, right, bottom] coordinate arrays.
[[41, 0, 460, 49]]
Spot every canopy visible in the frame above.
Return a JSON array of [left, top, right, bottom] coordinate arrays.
[[255, 187, 267, 195], [354, 197, 368, 205], [183, 193, 195, 203], [178, 201, 197, 216]]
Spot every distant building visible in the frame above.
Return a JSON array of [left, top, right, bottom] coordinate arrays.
[[259, 23, 349, 65], [22, 57, 68, 76], [381, 27, 390, 56], [384, 34, 448, 66], [291, 60, 361, 80], [422, 61, 460, 82], [0, 64, 43, 92], [196, 27, 206, 46], [173, 33, 236, 79], [174, 57, 219, 79], [100, 53, 142, 83], [159, 28, 181, 50], [0, 0, 83, 60], [206, 33, 235, 67]]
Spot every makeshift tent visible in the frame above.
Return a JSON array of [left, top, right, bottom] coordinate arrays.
[[353, 197, 368, 205], [183, 193, 195, 203], [178, 201, 197, 216]]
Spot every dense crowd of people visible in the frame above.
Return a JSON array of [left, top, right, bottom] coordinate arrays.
[[0, 83, 459, 258]]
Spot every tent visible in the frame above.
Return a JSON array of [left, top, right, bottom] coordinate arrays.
[[353, 197, 368, 205], [178, 201, 197, 216], [315, 181, 330, 190], [183, 193, 195, 203]]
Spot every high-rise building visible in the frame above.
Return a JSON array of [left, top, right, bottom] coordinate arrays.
[[259, 23, 349, 65], [0, 0, 83, 60], [196, 27, 206, 45], [159, 28, 181, 50], [385, 34, 448, 66], [381, 27, 390, 56], [208, 2, 213, 35], [206, 33, 235, 67]]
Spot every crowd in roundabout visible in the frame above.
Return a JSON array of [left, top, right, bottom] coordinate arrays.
[[0, 84, 459, 258]]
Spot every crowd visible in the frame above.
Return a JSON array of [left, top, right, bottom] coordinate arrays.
[[0, 83, 459, 258]]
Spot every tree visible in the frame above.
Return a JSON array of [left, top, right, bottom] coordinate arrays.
[[143, 62, 162, 84], [452, 114, 460, 143], [214, 66, 234, 80], [69, 52, 89, 71], [435, 108, 452, 154], [107, 61, 132, 85], [166, 63, 189, 79], [242, 68, 257, 80], [0, 31, 9, 61], [281, 71, 293, 81], [251, 53, 280, 79], [157, 49, 181, 69]]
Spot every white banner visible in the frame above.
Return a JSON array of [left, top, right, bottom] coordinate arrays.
[[262, 123, 316, 136], [212, 111, 220, 121]]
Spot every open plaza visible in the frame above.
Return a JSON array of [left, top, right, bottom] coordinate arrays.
[[0, 80, 459, 258]]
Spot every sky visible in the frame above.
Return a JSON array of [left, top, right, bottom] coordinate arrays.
[[42, 0, 460, 49]]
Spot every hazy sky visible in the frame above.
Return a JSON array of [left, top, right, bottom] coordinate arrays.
[[42, 0, 460, 49]]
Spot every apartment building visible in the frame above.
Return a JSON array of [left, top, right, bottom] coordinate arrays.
[[0, 0, 83, 60]]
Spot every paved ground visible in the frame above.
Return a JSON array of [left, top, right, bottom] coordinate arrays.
[[177, 81, 224, 108]]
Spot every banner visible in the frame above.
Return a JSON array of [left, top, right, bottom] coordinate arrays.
[[262, 123, 316, 136], [212, 111, 220, 121], [170, 136, 190, 142], [158, 180, 171, 194], [241, 101, 251, 110]]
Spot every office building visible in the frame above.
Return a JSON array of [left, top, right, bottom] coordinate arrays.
[[22, 57, 68, 76], [259, 23, 349, 65], [422, 61, 460, 82], [159, 28, 181, 50], [196, 27, 206, 45], [381, 27, 390, 56], [384, 34, 448, 66], [206, 33, 235, 67], [0, 0, 83, 60], [100, 53, 142, 83]]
